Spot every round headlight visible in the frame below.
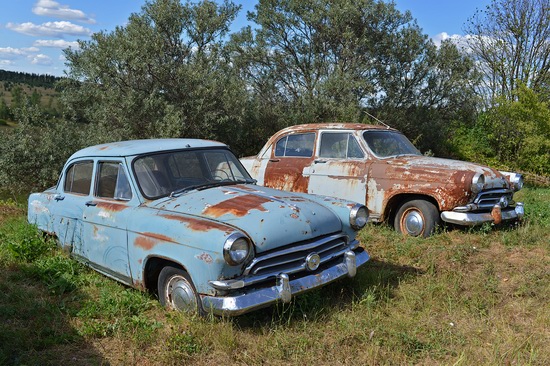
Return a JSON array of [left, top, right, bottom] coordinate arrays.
[[511, 173, 523, 191], [471, 173, 485, 194], [223, 233, 252, 266], [350, 204, 369, 230]]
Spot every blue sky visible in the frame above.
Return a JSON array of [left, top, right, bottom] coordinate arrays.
[[0, 0, 490, 77]]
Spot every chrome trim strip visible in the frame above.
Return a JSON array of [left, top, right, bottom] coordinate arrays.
[[209, 239, 360, 290], [243, 233, 348, 276], [201, 248, 369, 316], [440, 203, 524, 226]]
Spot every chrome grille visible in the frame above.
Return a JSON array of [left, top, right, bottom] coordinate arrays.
[[243, 234, 349, 277], [473, 189, 514, 210]]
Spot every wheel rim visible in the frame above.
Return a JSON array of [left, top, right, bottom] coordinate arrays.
[[401, 208, 425, 236], [165, 275, 197, 312]]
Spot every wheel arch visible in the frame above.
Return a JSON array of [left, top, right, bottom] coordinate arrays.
[[384, 193, 440, 224], [143, 256, 188, 296]]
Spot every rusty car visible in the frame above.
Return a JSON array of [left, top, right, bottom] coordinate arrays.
[[28, 138, 370, 316], [240, 123, 524, 237]]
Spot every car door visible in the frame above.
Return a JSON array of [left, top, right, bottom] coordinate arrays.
[[303, 131, 369, 204], [80, 160, 135, 283], [263, 132, 316, 192], [49, 159, 94, 252]]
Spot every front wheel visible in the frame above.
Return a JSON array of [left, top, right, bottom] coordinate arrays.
[[158, 266, 204, 316], [394, 199, 440, 237]]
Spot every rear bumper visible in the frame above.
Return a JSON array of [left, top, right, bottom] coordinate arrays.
[[201, 248, 369, 316], [441, 202, 524, 226]]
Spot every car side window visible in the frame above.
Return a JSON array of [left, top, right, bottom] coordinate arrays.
[[319, 132, 364, 158], [96, 162, 132, 200], [274, 133, 315, 157], [64, 161, 93, 195]]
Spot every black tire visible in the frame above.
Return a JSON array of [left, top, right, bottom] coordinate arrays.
[[158, 266, 205, 316], [394, 199, 440, 237]]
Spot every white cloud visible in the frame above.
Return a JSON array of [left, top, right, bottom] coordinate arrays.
[[0, 60, 15, 66], [6, 21, 92, 38], [0, 47, 39, 59], [432, 32, 472, 52], [33, 0, 95, 24], [34, 39, 79, 49], [29, 54, 53, 65]]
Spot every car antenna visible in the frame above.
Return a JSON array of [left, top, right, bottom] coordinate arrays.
[[364, 111, 391, 129]]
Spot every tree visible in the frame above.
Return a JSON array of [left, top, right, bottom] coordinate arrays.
[[61, 0, 248, 150], [0, 98, 11, 121], [465, 0, 550, 105], [232, 0, 479, 155], [485, 85, 550, 175]]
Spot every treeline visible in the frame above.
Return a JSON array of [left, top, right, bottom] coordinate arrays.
[[0, 0, 548, 192], [0, 70, 61, 89]]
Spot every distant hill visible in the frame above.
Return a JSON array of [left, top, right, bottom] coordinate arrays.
[[0, 70, 62, 125], [0, 69, 61, 89]]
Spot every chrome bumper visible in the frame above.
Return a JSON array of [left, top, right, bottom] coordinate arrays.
[[201, 248, 369, 316], [441, 202, 524, 226]]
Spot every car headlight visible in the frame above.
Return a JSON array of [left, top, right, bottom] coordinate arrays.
[[510, 173, 523, 191], [350, 204, 369, 230], [471, 173, 485, 194], [223, 233, 252, 266]]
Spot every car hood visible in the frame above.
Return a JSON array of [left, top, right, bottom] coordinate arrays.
[[377, 155, 509, 189], [147, 184, 343, 253]]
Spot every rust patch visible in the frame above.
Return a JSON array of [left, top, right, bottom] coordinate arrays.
[[196, 252, 213, 264], [161, 214, 233, 233], [133, 279, 145, 291], [96, 202, 128, 212], [264, 155, 312, 193], [491, 205, 502, 224], [134, 232, 174, 250], [290, 213, 299, 219], [233, 185, 260, 192], [135, 236, 156, 250], [202, 194, 270, 218]]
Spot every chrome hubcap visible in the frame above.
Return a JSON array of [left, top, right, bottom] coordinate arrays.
[[166, 275, 196, 312], [403, 210, 424, 236]]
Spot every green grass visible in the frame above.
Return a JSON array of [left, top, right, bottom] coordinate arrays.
[[0, 188, 549, 365]]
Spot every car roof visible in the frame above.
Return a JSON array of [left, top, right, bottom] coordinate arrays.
[[68, 139, 227, 160], [276, 123, 397, 134]]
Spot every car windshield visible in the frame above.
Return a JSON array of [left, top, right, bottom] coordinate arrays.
[[133, 148, 254, 199], [363, 130, 421, 158]]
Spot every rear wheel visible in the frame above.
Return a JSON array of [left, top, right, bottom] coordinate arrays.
[[394, 199, 440, 237], [158, 266, 204, 316]]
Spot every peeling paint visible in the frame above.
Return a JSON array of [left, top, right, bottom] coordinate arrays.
[[161, 213, 234, 233], [196, 252, 213, 263], [242, 123, 519, 225], [202, 194, 270, 218], [134, 232, 175, 250]]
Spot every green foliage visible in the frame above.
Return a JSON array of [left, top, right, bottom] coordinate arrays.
[[0, 70, 60, 89], [485, 85, 550, 175], [233, 0, 480, 156], [0, 102, 87, 191], [61, 0, 249, 151], [76, 286, 160, 338], [0, 98, 11, 120], [1, 221, 55, 262]]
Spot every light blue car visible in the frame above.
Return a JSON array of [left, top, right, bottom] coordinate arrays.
[[28, 139, 370, 316]]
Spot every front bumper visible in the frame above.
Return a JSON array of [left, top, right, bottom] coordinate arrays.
[[440, 202, 524, 226], [201, 248, 369, 316]]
